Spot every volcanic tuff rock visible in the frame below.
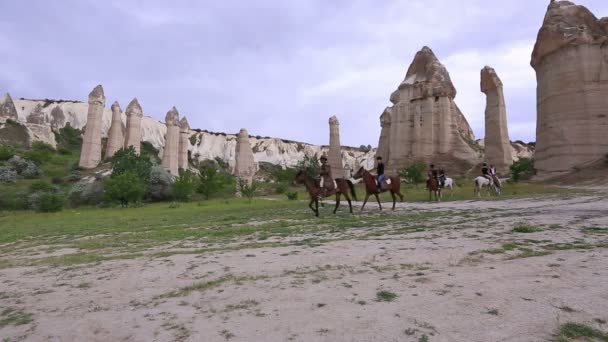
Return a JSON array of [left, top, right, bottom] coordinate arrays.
[[378, 47, 481, 175], [178, 117, 190, 170], [375, 107, 392, 164], [50, 106, 65, 130], [26, 104, 46, 125], [79, 85, 106, 169], [161, 107, 180, 176], [328, 115, 345, 178], [532, 0, 608, 177], [481, 66, 512, 174], [124, 98, 143, 155], [234, 128, 257, 185], [0, 93, 19, 120], [105, 101, 124, 159]]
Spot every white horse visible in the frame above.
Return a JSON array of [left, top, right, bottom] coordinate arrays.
[[441, 177, 455, 197], [474, 176, 502, 198]]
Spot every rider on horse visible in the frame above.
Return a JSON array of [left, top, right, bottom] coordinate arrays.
[[319, 155, 335, 197], [376, 156, 385, 193], [427, 164, 439, 187], [438, 166, 446, 188], [481, 162, 493, 183]]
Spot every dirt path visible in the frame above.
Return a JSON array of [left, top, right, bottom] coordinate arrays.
[[1, 194, 607, 341]]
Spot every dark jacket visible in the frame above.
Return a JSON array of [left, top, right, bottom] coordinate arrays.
[[377, 163, 384, 176]]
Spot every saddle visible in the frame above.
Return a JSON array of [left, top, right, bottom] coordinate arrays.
[[376, 178, 391, 189]]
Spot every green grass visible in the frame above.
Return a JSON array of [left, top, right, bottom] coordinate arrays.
[[556, 322, 608, 341], [0, 308, 33, 328], [513, 223, 543, 233], [376, 290, 398, 302]]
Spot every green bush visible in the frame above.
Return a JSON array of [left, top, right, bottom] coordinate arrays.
[[146, 165, 173, 201], [197, 166, 234, 200], [0, 145, 16, 161], [0, 191, 28, 210], [274, 182, 288, 194], [510, 158, 535, 182], [272, 167, 298, 183], [111, 147, 152, 183], [0, 166, 17, 183], [30, 180, 53, 192], [54, 123, 82, 151], [237, 178, 259, 203], [286, 191, 298, 200], [68, 181, 104, 208], [296, 154, 320, 178], [24, 141, 56, 165], [399, 161, 426, 187], [172, 170, 197, 202], [104, 171, 146, 207], [35, 192, 65, 213]]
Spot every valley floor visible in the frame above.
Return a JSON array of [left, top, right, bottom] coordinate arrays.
[[1, 190, 607, 341]]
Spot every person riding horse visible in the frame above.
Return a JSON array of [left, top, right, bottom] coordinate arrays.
[[319, 155, 335, 197], [427, 164, 439, 187], [438, 166, 446, 188], [481, 162, 493, 183], [376, 156, 385, 193]]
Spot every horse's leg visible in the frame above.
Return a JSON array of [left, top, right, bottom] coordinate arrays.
[[374, 193, 382, 210], [361, 193, 370, 211], [344, 192, 353, 214], [333, 193, 340, 214], [391, 191, 396, 210], [429, 190, 432, 202], [315, 198, 319, 217], [308, 198, 316, 215]]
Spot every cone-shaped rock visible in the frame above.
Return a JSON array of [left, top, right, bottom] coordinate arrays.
[[328, 115, 344, 178], [381, 47, 479, 174], [234, 128, 256, 186], [162, 107, 180, 176], [531, 0, 608, 177], [27, 104, 46, 124], [79, 85, 106, 169], [0, 93, 19, 120], [481, 66, 512, 174], [178, 116, 190, 170], [105, 101, 124, 159], [375, 107, 392, 164], [124, 98, 143, 154]]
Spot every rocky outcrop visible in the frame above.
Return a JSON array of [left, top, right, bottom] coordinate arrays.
[[375, 108, 392, 164], [0, 93, 18, 121], [50, 106, 65, 130], [124, 98, 143, 154], [477, 139, 535, 162], [105, 101, 124, 159], [79, 85, 106, 169], [328, 115, 344, 178], [26, 104, 46, 125], [234, 128, 257, 185], [481, 66, 512, 174], [380, 46, 480, 174], [161, 107, 180, 176], [178, 117, 190, 171], [531, 0, 608, 177]]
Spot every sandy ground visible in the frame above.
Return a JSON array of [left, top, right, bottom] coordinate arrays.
[[1, 193, 607, 342]]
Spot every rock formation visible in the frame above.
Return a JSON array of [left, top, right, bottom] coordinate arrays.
[[328, 115, 344, 178], [50, 106, 65, 130], [531, 0, 608, 177], [161, 107, 180, 176], [105, 101, 124, 159], [79, 85, 106, 169], [376, 108, 392, 165], [124, 98, 143, 154], [481, 66, 513, 174], [26, 104, 46, 125], [234, 128, 256, 186], [0, 93, 18, 121], [379, 46, 480, 174], [178, 117, 190, 170]]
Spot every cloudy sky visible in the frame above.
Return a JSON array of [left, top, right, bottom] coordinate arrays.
[[2, 0, 607, 146]]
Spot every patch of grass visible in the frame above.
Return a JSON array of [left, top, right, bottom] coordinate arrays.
[[0, 308, 33, 328], [376, 290, 398, 302], [582, 226, 608, 234], [159, 275, 234, 298], [556, 322, 608, 341], [419, 335, 429, 342], [513, 223, 543, 233]]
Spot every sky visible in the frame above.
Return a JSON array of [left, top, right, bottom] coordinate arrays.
[[2, 0, 608, 147]]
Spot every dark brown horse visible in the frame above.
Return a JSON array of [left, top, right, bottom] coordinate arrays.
[[426, 177, 441, 202], [352, 167, 404, 211], [294, 171, 357, 217]]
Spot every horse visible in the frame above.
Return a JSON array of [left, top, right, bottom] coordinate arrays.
[[294, 170, 357, 217], [426, 177, 441, 202], [441, 177, 455, 198], [352, 167, 404, 211], [474, 176, 502, 198]]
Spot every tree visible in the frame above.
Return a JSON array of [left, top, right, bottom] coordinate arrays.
[[510, 158, 535, 182], [110, 147, 152, 183], [237, 178, 259, 203], [104, 171, 145, 207], [197, 166, 233, 200], [172, 170, 197, 202], [296, 154, 320, 178], [399, 162, 426, 188]]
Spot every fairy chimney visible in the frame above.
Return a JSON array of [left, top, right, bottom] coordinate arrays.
[[105, 101, 124, 159], [124, 98, 143, 154], [0, 93, 19, 121], [327, 115, 345, 178], [26, 104, 46, 125], [78, 85, 106, 169], [178, 116, 190, 170], [161, 107, 180, 176], [481, 66, 512, 174], [375, 107, 392, 165], [234, 128, 256, 186]]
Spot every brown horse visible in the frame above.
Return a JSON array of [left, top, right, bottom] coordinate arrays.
[[426, 177, 441, 202], [294, 171, 357, 217], [352, 167, 404, 211]]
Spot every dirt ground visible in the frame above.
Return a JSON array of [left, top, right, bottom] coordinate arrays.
[[1, 191, 607, 341]]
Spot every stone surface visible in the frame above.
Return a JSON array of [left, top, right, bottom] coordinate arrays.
[[178, 117, 190, 171], [79, 85, 106, 169], [161, 107, 180, 176], [531, 0, 608, 177], [105, 101, 124, 159], [328, 115, 345, 179], [375, 107, 392, 164], [380, 47, 480, 174], [481, 66, 513, 174], [26, 104, 46, 125], [50, 106, 65, 130], [234, 128, 256, 185], [0, 93, 19, 121], [124, 98, 143, 154]]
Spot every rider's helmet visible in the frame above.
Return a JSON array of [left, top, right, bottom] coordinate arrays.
[[320, 155, 328, 162], [430, 164, 435, 168], [482, 162, 488, 167], [376, 156, 382, 161]]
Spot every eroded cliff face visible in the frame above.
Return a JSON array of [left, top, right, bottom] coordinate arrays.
[[532, 0, 608, 178], [9, 98, 377, 174], [379, 47, 481, 175]]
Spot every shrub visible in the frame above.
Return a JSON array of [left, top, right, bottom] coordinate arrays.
[[140, 141, 161, 163], [399, 162, 426, 187], [237, 178, 259, 203], [510, 158, 535, 182], [66, 171, 82, 182], [146, 165, 173, 201], [272, 167, 298, 183], [197, 166, 233, 200], [274, 182, 288, 194], [0, 166, 17, 183], [0, 145, 16, 161], [296, 154, 320, 178], [24, 141, 55, 165], [7, 156, 40, 178], [54, 123, 82, 151], [35, 192, 65, 212], [286, 191, 298, 200], [0, 191, 28, 210], [172, 170, 197, 202], [111, 147, 152, 183], [30, 180, 53, 192], [68, 181, 104, 208], [104, 171, 145, 207]]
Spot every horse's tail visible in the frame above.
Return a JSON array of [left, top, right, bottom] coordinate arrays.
[[346, 180, 357, 201]]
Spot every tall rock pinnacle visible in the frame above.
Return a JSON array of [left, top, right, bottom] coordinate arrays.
[[328, 115, 344, 179], [124, 98, 143, 154], [105, 101, 124, 159], [0, 93, 19, 121], [234, 128, 256, 189], [79, 85, 106, 169], [481, 66, 512, 174], [161, 107, 180, 176], [178, 116, 190, 170]]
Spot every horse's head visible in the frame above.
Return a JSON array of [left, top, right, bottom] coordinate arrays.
[[352, 166, 366, 179]]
